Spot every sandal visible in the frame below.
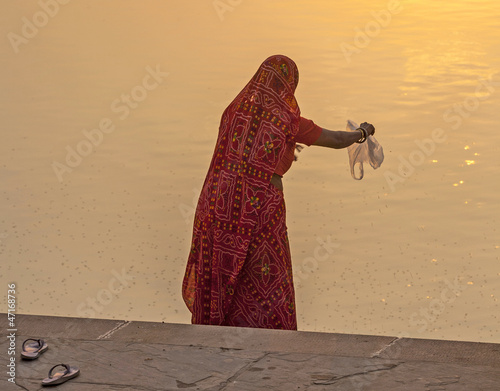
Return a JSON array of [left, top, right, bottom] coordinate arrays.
[[42, 363, 80, 386], [21, 339, 48, 360]]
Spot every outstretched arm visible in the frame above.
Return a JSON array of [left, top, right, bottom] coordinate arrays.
[[312, 122, 375, 149]]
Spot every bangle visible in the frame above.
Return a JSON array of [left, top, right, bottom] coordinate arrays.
[[356, 128, 367, 144]]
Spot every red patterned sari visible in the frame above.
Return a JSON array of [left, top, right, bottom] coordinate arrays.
[[182, 55, 301, 329]]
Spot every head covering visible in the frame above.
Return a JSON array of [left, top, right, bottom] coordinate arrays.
[[183, 55, 301, 325], [216, 54, 301, 181]]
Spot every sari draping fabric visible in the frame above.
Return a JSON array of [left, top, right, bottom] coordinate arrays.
[[182, 55, 301, 329]]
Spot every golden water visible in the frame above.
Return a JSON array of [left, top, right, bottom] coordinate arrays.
[[1, 0, 499, 343]]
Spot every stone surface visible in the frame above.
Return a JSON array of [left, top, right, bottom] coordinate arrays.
[[1, 314, 499, 390], [377, 337, 500, 366]]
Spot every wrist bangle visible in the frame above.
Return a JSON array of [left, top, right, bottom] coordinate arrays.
[[356, 128, 367, 143]]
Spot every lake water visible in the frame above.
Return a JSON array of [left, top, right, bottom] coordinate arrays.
[[1, 0, 499, 343]]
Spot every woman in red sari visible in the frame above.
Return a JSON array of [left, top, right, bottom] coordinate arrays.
[[182, 55, 374, 330]]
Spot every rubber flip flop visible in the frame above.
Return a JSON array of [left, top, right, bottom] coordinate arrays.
[[42, 364, 80, 387], [21, 339, 48, 360]]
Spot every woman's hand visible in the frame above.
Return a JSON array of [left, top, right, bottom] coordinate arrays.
[[359, 122, 375, 136], [312, 122, 376, 149]]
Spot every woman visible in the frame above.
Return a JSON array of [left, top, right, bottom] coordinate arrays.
[[182, 55, 375, 330]]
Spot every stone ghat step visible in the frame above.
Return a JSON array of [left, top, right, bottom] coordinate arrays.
[[2, 314, 499, 390]]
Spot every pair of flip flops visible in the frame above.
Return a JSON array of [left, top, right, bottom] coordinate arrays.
[[21, 339, 80, 387]]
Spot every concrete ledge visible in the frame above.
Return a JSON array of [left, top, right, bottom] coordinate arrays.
[[2, 314, 499, 390]]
